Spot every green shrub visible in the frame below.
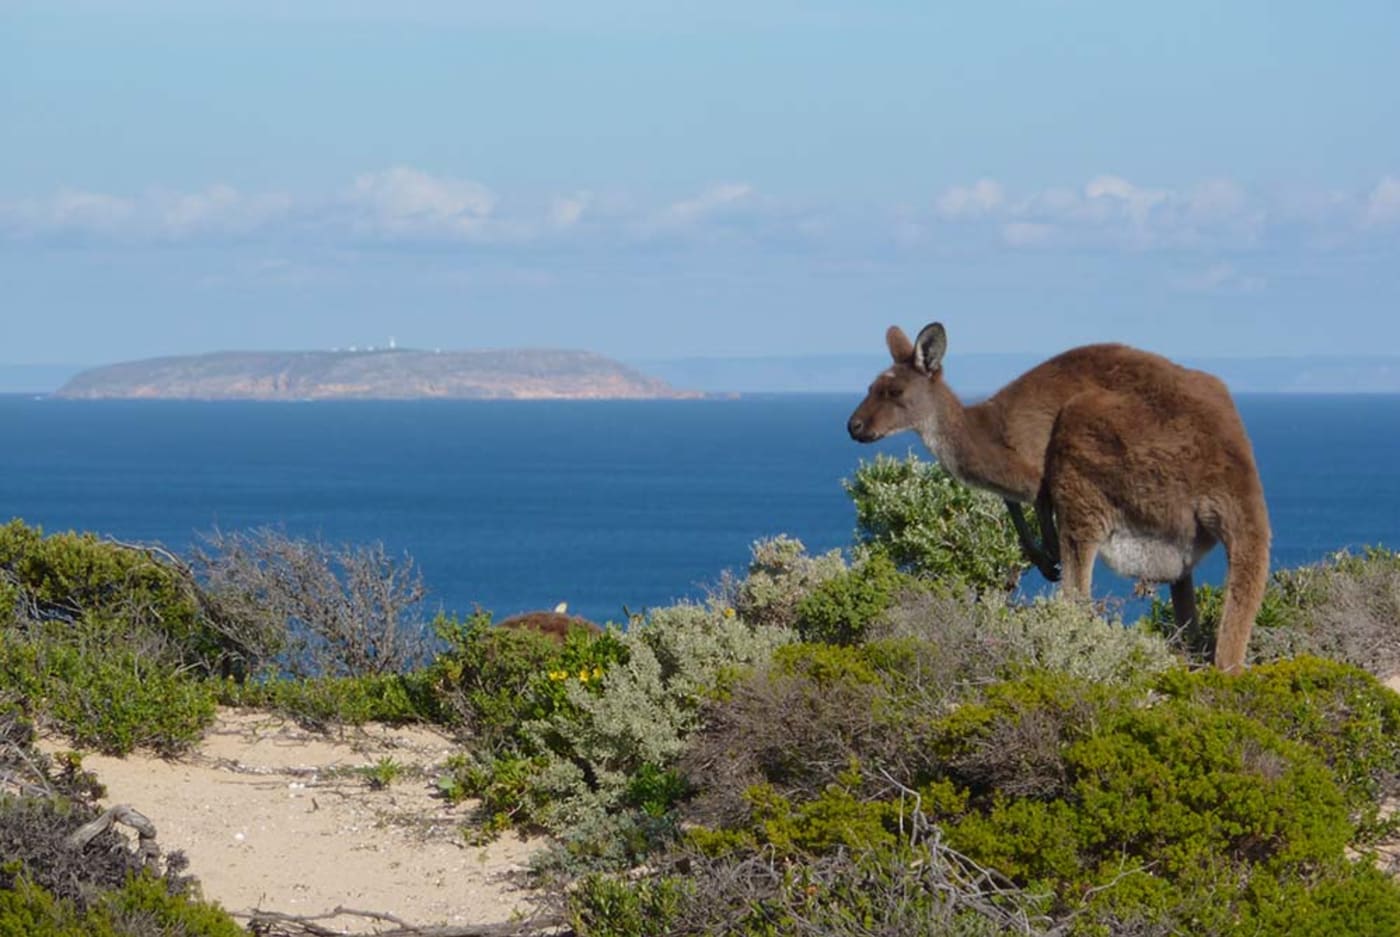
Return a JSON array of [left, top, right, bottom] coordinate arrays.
[[0, 520, 228, 673], [449, 603, 793, 867], [218, 670, 437, 730], [440, 751, 550, 839], [519, 605, 792, 833], [1159, 656, 1400, 835], [729, 536, 847, 630], [566, 872, 692, 937], [794, 551, 910, 644], [428, 611, 628, 750], [0, 873, 244, 937], [844, 454, 1029, 592], [0, 638, 216, 756], [655, 657, 1400, 935]]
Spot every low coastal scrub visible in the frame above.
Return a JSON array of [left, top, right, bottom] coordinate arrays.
[[5, 456, 1400, 934], [435, 602, 793, 860], [572, 658, 1400, 935]]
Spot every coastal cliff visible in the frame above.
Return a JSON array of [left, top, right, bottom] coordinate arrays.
[[54, 348, 697, 400]]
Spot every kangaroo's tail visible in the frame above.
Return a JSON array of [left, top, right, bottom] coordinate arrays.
[[1214, 494, 1271, 674]]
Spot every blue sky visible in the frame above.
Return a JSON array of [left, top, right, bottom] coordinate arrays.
[[3, 1, 1399, 366]]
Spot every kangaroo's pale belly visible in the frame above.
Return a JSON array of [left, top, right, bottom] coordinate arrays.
[[1099, 528, 1210, 583]]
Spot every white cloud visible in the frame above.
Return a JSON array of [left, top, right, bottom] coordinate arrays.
[[48, 189, 137, 230], [0, 188, 136, 237], [3, 170, 1394, 255], [550, 191, 592, 229], [0, 184, 292, 241], [662, 182, 754, 225], [934, 174, 1266, 249], [348, 167, 496, 238], [935, 178, 1005, 219], [1365, 176, 1400, 227], [157, 184, 293, 236], [1084, 174, 1170, 228]]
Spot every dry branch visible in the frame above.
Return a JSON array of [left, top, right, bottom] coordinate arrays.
[[240, 905, 566, 937], [65, 803, 162, 873]]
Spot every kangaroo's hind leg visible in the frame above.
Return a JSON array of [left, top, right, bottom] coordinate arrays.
[[1170, 572, 1204, 656]]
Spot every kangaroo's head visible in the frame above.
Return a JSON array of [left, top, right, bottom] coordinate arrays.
[[847, 322, 947, 443]]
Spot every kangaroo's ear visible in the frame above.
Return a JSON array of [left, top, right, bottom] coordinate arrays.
[[913, 322, 947, 374], [885, 326, 914, 363]]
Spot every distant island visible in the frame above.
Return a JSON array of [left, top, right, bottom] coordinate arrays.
[[54, 348, 699, 401]]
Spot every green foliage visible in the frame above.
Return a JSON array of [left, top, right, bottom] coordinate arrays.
[[0, 520, 223, 671], [441, 751, 549, 839], [0, 873, 244, 937], [873, 590, 1178, 689], [448, 603, 793, 866], [770, 640, 885, 687], [520, 604, 792, 834], [625, 763, 687, 818], [844, 453, 1028, 592], [567, 873, 692, 937], [993, 598, 1179, 682], [794, 551, 909, 644], [360, 756, 404, 790], [1158, 656, 1400, 834], [428, 611, 629, 751], [0, 638, 216, 756], [730, 535, 847, 630], [631, 655, 1400, 935], [748, 767, 900, 855], [217, 670, 437, 730]]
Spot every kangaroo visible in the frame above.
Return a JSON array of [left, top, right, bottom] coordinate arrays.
[[847, 322, 1270, 672]]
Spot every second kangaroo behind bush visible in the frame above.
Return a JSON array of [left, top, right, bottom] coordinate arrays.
[[847, 322, 1270, 673]]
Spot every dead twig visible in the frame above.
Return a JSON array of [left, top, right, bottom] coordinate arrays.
[[240, 905, 565, 937]]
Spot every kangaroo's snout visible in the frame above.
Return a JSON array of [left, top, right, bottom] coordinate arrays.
[[848, 414, 880, 443]]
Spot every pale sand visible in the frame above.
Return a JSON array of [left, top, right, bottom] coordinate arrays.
[[40, 709, 550, 932]]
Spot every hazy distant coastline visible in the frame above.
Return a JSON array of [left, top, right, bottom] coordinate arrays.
[[6, 352, 1400, 397], [49, 348, 698, 401], [637, 353, 1400, 396]]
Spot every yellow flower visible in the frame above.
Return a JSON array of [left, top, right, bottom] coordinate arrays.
[[723, 607, 736, 618], [547, 669, 568, 682], [578, 667, 590, 683], [592, 666, 605, 680]]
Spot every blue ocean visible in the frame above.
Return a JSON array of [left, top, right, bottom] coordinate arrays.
[[2, 394, 1398, 625]]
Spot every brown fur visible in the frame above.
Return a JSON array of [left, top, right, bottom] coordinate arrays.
[[496, 610, 603, 643], [847, 322, 1270, 673]]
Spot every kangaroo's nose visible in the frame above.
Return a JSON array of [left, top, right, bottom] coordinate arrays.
[[847, 416, 865, 439]]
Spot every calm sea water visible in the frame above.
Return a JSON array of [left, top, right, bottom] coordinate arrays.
[[2, 394, 1398, 624]]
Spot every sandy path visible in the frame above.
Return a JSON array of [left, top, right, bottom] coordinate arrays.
[[41, 709, 549, 932]]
